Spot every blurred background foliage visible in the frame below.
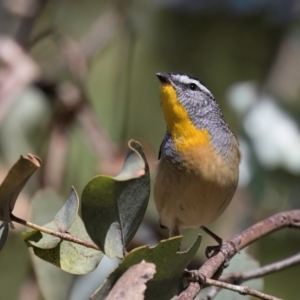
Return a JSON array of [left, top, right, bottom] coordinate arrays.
[[0, 0, 299, 299]]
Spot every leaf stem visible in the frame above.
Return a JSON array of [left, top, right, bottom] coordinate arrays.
[[11, 214, 100, 251]]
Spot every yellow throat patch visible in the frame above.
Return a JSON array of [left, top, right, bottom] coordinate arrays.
[[160, 84, 210, 152]]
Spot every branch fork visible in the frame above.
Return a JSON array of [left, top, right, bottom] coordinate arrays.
[[179, 210, 300, 300]]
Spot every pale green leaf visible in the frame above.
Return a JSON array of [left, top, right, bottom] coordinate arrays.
[[31, 251, 74, 300], [23, 189, 103, 275], [54, 186, 78, 232], [26, 222, 61, 249], [29, 187, 78, 249]]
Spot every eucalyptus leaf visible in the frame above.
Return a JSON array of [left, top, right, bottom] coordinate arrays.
[[23, 189, 103, 275], [23, 189, 74, 300], [81, 139, 150, 259], [0, 154, 41, 222], [0, 222, 9, 251], [25, 222, 61, 249], [92, 235, 201, 300], [29, 187, 78, 249], [54, 186, 78, 232]]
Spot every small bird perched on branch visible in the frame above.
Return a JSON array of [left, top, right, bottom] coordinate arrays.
[[154, 72, 240, 249]]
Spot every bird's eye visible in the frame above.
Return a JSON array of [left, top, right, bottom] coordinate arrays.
[[189, 83, 197, 90]]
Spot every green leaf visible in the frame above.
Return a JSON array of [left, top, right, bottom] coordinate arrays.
[[23, 189, 103, 274], [0, 154, 41, 222], [0, 222, 9, 251], [92, 235, 202, 300], [54, 186, 78, 232], [29, 187, 79, 249], [81, 139, 150, 259], [22, 189, 74, 300]]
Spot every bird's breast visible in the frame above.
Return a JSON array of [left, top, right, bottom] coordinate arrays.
[[154, 140, 240, 230]]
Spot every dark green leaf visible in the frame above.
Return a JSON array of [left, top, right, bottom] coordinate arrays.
[[0, 154, 41, 222], [81, 139, 150, 259], [92, 235, 201, 300]]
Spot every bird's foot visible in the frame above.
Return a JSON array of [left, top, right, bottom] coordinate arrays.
[[205, 243, 232, 268], [201, 226, 232, 268], [185, 269, 206, 287], [205, 244, 220, 259]]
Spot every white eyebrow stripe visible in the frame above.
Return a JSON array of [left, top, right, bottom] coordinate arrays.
[[173, 74, 212, 96]]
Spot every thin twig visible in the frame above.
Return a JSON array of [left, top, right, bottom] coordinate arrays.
[[178, 210, 300, 300], [205, 278, 282, 300], [11, 214, 100, 251], [220, 251, 300, 283]]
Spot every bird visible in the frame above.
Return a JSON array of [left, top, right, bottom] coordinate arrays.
[[154, 72, 240, 250]]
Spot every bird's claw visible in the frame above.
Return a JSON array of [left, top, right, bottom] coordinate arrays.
[[205, 241, 232, 268], [186, 270, 206, 287]]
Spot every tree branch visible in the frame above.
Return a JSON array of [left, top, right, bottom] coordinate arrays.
[[200, 251, 300, 300], [178, 210, 300, 300], [11, 214, 100, 251]]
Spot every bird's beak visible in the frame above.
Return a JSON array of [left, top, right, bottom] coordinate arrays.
[[156, 72, 171, 85]]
